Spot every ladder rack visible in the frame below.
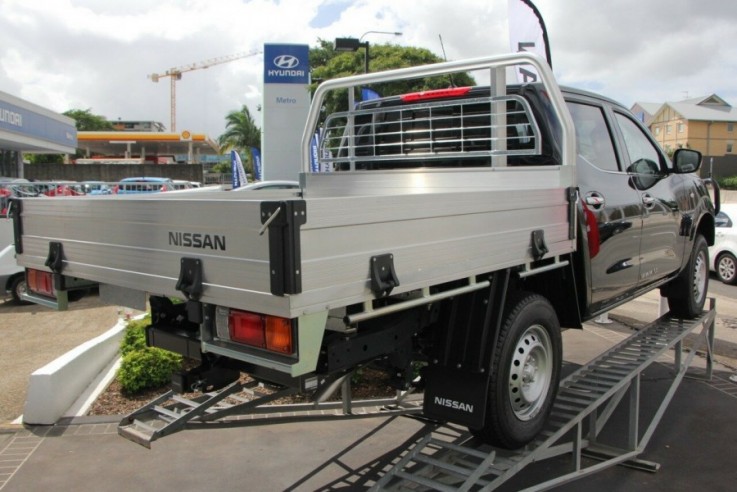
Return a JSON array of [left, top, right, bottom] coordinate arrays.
[[371, 299, 716, 491]]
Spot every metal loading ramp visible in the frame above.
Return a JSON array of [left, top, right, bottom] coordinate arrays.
[[371, 300, 716, 491]]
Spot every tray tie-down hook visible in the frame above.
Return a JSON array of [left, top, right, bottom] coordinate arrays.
[[176, 257, 204, 323], [530, 229, 549, 261], [370, 254, 400, 297], [45, 241, 64, 273]]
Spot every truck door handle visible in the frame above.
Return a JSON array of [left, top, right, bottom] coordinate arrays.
[[642, 194, 655, 208], [585, 192, 605, 210]]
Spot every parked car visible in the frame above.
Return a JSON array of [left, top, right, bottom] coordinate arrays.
[[710, 203, 737, 284], [171, 180, 194, 191], [78, 181, 113, 195], [113, 177, 174, 194]]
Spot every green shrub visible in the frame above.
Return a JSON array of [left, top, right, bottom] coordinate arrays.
[[117, 314, 182, 394], [119, 315, 151, 356], [717, 176, 737, 190], [118, 348, 182, 394]]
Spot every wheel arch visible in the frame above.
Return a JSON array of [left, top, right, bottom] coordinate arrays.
[[698, 212, 715, 247]]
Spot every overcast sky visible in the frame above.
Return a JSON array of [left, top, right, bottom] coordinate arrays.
[[1, 0, 736, 139]]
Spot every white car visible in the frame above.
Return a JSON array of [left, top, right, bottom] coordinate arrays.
[[710, 203, 737, 284]]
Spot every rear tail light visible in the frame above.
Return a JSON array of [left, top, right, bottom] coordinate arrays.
[[27, 269, 55, 298], [226, 309, 294, 355]]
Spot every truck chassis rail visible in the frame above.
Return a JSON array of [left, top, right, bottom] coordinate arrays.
[[370, 299, 716, 491]]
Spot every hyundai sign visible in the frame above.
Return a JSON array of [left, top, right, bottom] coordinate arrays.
[[264, 44, 309, 84], [261, 43, 311, 181]]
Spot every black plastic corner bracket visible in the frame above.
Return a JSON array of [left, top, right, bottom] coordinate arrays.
[[261, 200, 307, 296], [567, 187, 577, 240], [370, 253, 400, 297], [45, 242, 64, 273], [10, 198, 22, 254], [531, 229, 548, 261]]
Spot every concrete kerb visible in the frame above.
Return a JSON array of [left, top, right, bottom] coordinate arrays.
[[22, 318, 127, 425]]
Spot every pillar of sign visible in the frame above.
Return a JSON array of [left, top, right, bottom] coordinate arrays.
[[261, 44, 311, 181]]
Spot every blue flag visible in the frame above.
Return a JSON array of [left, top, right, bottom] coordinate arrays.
[[251, 147, 263, 181], [231, 150, 248, 189]]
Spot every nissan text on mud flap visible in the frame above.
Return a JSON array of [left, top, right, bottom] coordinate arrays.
[[13, 52, 716, 449]]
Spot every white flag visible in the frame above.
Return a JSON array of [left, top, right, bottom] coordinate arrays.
[[508, 0, 551, 83]]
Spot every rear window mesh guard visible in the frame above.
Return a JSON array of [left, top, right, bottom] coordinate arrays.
[[319, 95, 542, 169]]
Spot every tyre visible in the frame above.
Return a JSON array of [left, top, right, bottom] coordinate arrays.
[[9, 274, 30, 305], [716, 252, 737, 285], [472, 292, 562, 449], [666, 234, 709, 318]]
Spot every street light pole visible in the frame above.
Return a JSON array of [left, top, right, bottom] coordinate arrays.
[[334, 31, 402, 73]]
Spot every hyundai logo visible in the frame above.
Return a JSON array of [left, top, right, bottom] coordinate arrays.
[[273, 55, 300, 69]]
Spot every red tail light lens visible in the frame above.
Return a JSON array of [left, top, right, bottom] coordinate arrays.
[[27, 269, 55, 297], [229, 311, 266, 348], [228, 310, 294, 355]]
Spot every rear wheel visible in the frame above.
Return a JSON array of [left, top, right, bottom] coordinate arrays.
[[716, 252, 737, 285], [9, 274, 30, 304], [472, 292, 562, 449], [666, 234, 708, 318]]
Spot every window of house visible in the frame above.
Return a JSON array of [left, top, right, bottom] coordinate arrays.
[[728, 123, 734, 132], [677, 123, 685, 133], [654, 126, 661, 136], [728, 142, 734, 153], [666, 124, 672, 134]]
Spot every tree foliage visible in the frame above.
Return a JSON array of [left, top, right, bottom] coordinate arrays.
[[216, 105, 261, 175], [218, 105, 261, 151], [309, 39, 476, 118], [63, 108, 114, 131]]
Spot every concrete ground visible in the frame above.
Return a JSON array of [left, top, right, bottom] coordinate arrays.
[[0, 294, 118, 423]]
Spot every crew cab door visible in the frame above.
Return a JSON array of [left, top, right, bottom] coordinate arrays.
[[611, 111, 685, 286], [567, 100, 643, 311]]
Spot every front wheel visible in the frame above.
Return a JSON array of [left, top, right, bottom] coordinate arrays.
[[716, 252, 737, 285], [666, 234, 709, 318], [472, 292, 562, 449]]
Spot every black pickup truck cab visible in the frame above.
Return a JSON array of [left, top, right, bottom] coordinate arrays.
[[347, 83, 715, 447]]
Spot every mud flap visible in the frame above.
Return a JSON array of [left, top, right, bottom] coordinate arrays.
[[422, 365, 488, 429]]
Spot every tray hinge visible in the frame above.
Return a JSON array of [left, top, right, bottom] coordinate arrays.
[[175, 257, 204, 324]]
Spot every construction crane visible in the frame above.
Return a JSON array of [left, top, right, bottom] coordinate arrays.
[[149, 50, 261, 132]]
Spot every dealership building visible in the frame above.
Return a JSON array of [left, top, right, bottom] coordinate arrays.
[[0, 90, 77, 178]]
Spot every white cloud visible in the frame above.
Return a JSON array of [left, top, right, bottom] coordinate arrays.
[[1, 0, 736, 139]]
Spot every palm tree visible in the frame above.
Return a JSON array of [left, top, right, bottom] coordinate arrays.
[[218, 105, 261, 151]]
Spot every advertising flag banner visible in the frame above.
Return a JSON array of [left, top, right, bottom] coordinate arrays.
[[310, 130, 320, 173], [231, 150, 248, 189], [508, 0, 552, 83], [251, 147, 263, 182]]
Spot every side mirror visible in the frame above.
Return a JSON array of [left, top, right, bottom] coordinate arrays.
[[673, 148, 702, 174]]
